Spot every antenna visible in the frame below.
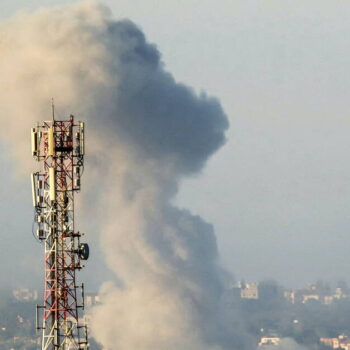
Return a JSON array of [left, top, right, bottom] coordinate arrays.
[[31, 111, 89, 349], [51, 98, 55, 121]]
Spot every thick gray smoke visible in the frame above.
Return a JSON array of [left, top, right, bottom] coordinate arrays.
[[0, 2, 250, 349]]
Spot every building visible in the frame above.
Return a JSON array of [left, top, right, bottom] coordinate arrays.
[[12, 288, 38, 301], [258, 336, 281, 347], [283, 284, 349, 305], [302, 294, 320, 303], [334, 288, 348, 300], [284, 290, 296, 304], [240, 282, 259, 299], [85, 294, 100, 308], [320, 335, 350, 349]]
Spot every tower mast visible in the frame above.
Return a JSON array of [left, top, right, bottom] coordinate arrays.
[[31, 113, 89, 349]]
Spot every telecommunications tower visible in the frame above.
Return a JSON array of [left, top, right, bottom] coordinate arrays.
[[31, 110, 89, 350]]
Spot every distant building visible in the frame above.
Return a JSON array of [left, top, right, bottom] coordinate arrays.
[[258, 336, 280, 347], [320, 335, 350, 349], [334, 288, 348, 300], [236, 280, 349, 305], [231, 281, 259, 300], [240, 283, 259, 299], [284, 290, 296, 304], [85, 293, 100, 307], [302, 294, 320, 303], [283, 284, 349, 305], [324, 295, 334, 305], [12, 288, 38, 301]]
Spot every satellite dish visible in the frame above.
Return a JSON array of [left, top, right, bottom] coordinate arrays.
[[78, 243, 90, 260]]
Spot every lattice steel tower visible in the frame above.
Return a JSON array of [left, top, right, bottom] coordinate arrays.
[[31, 111, 89, 350]]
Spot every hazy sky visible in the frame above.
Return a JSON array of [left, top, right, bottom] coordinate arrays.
[[1, 0, 350, 288]]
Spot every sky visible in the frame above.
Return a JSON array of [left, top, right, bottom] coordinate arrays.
[[1, 0, 350, 289]]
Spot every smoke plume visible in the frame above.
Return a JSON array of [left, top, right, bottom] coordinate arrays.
[[0, 2, 246, 349]]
